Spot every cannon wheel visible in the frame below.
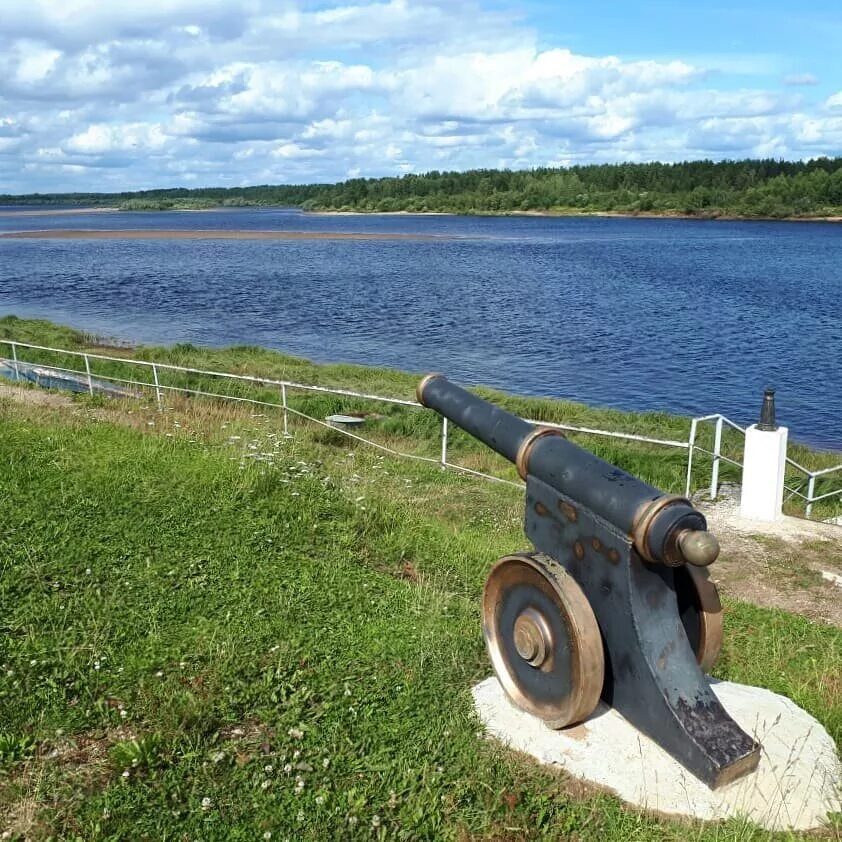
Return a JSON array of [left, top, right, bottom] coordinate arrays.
[[482, 553, 604, 728], [675, 565, 723, 673]]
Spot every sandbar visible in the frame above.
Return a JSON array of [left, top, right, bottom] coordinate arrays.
[[0, 228, 455, 241], [0, 207, 118, 218]]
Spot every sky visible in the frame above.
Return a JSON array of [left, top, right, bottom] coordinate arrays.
[[1, 0, 841, 193]]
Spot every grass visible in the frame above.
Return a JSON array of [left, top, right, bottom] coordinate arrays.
[[1, 315, 839, 521], [0, 381, 841, 839]]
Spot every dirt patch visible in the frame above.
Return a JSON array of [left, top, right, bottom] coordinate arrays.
[[0, 726, 134, 839], [699, 496, 842, 626], [0, 382, 75, 409]]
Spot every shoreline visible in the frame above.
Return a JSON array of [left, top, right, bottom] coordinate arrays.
[[1, 206, 841, 223], [308, 208, 842, 223]]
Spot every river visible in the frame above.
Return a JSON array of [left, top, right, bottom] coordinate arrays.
[[0, 207, 839, 449]]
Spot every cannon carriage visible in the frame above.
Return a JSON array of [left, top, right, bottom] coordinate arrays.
[[417, 374, 760, 789]]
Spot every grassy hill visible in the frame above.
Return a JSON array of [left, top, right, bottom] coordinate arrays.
[[0, 318, 840, 838]]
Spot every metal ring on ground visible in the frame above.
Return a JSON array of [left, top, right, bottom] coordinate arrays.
[[482, 553, 604, 728], [674, 564, 723, 673]]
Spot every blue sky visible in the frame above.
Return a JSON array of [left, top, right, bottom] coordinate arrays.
[[1, 0, 840, 193]]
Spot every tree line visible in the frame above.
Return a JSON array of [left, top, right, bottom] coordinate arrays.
[[4, 157, 842, 218]]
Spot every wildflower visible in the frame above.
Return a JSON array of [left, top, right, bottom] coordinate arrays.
[[29, 659, 37, 666], [120, 709, 128, 719], [322, 757, 330, 769], [297, 810, 305, 823], [388, 791, 399, 809], [264, 764, 273, 773], [85, 568, 92, 575], [211, 751, 226, 763], [121, 770, 130, 779], [372, 815, 381, 829], [315, 794, 326, 806], [288, 727, 304, 739], [263, 833, 272, 840], [155, 670, 164, 678], [283, 763, 292, 773], [292, 749, 301, 759], [347, 816, 358, 827], [201, 796, 212, 811], [261, 780, 271, 790]]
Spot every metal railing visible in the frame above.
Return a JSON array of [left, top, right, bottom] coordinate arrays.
[[1, 339, 840, 519], [686, 413, 842, 517]]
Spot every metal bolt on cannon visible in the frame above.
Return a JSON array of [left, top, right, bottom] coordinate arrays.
[[417, 374, 760, 789]]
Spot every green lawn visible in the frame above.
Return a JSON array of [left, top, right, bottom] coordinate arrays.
[[0, 394, 840, 840]]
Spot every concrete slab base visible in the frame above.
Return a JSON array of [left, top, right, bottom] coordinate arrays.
[[473, 677, 841, 830]]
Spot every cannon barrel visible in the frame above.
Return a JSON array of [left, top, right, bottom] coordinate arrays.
[[417, 374, 718, 568]]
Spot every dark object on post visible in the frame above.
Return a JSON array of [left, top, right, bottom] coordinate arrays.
[[757, 388, 778, 431], [417, 374, 760, 789]]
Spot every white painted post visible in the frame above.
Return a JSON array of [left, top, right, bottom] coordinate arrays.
[[805, 474, 816, 518], [10, 342, 19, 381], [684, 418, 698, 498], [281, 384, 289, 435], [739, 424, 789, 521], [441, 416, 449, 468], [152, 364, 163, 410], [709, 416, 723, 500], [83, 354, 94, 396]]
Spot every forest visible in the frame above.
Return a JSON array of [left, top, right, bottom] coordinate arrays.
[[4, 157, 842, 218]]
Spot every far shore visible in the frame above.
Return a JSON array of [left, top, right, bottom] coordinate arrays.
[[1, 205, 840, 224], [0, 228, 456, 241]]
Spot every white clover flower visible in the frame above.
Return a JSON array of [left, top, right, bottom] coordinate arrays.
[[261, 780, 271, 790], [121, 770, 130, 778], [372, 815, 381, 828], [120, 709, 128, 719], [322, 757, 330, 769], [283, 763, 292, 773], [85, 568, 92, 575], [292, 750, 301, 760], [315, 794, 326, 806], [211, 751, 226, 763], [155, 671, 164, 678], [264, 764, 273, 773], [347, 816, 358, 827], [263, 833, 272, 840], [388, 791, 399, 809], [201, 796, 212, 811], [288, 726, 304, 740]]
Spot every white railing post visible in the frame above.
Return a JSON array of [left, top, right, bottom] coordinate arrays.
[[685, 418, 698, 498], [806, 474, 816, 518], [281, 383, 289, 435], [152, 364, 163, 410], [441, 416, 449, 468], [10, 341, 19, 381], [83, 354, 94, 395], [710, 416, 723, 500]]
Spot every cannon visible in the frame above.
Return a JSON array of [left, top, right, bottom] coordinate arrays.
[[417, 374, 760, 788]]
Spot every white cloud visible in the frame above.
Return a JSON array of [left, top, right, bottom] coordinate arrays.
[[0, 0, 839, 193]]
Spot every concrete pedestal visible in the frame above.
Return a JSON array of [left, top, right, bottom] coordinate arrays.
[[473, 677, 841, 830], [740, 424, 788, 521]]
